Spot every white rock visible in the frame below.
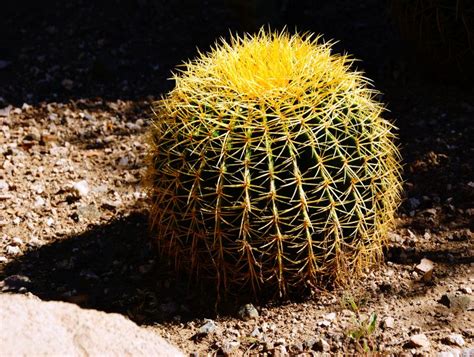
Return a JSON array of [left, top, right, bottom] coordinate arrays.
[[0, 180, 9, 191], [6, 245, 21, 256], [72, 180, 90, 197], [407, 229, 417, 240], [324, 312, 337, 321], [415, 258, 434, 281], [383, 316, 395, 329], [408, 334, 430, 349], [318, 319, 331, 327], [12, 237, 23, 245], [133, 191, 146, 200], [31, 184, 45, 194], [443, 333, 465, 347], [0, 294, 183, 356], [459, 286, 472, 294], [46, 217, 54, 226], [28, 237, 42, 247], [438, 352, 459, 357], [0, 193, 12, 200], [34, 196, 45, 207], [250, 327, 261, 338]]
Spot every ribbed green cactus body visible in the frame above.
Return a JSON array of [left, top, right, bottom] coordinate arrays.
[[147, 31, 402, 297]]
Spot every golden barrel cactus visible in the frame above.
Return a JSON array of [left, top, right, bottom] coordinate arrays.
[[146, 30, 402, 298]]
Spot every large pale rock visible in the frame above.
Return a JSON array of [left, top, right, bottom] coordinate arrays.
[[0, 293, 183, 357]]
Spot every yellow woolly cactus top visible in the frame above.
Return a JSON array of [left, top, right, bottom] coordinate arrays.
[[175, 30, 364, 99]]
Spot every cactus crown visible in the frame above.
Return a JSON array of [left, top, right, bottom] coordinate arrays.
[[147, 29, 402, 299]]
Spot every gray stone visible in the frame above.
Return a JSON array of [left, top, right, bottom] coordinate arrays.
[[0, 293, 183, 356], [408, 197, 421, 209], [439, 294, 472, 312], [238, 303, 259, 321], [198, 319, 217, 335]]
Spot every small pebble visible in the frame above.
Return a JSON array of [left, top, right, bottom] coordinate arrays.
[[443, 333, 465, 347], [324, 312, 337, 321], [221, 339, 240, 354], [72, 180, 90, 198], [34, 196, 45, 207], [0, 180, 9, 191], [313, 337, 330, 352], [6, 245, 21, 256], [12, 237, 23, 245], [318, 319, 331, 327], [459, 286, 472, 294], [407, 334, 430, 349], [415, 258, 434, 281], [238, 303, 259, 321], [383, 316, 395, 329], [197, 319, 216, 336], [273, 344, 287, 356], [250, 327, 261, 338]]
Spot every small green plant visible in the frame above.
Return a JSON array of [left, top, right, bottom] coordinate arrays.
[[341, 294, 378, 353], [348, 312, 378, 352], [146, 29, 402, 298]]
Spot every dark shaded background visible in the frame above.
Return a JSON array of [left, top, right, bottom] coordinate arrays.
[[1, 0, 408, 106]]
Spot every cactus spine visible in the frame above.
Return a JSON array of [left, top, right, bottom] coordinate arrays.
[[147, 30, 402, 298]]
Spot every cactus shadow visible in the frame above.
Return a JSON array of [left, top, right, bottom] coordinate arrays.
[[0, 211, 223, 324], [385, 245, 474, 266]]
